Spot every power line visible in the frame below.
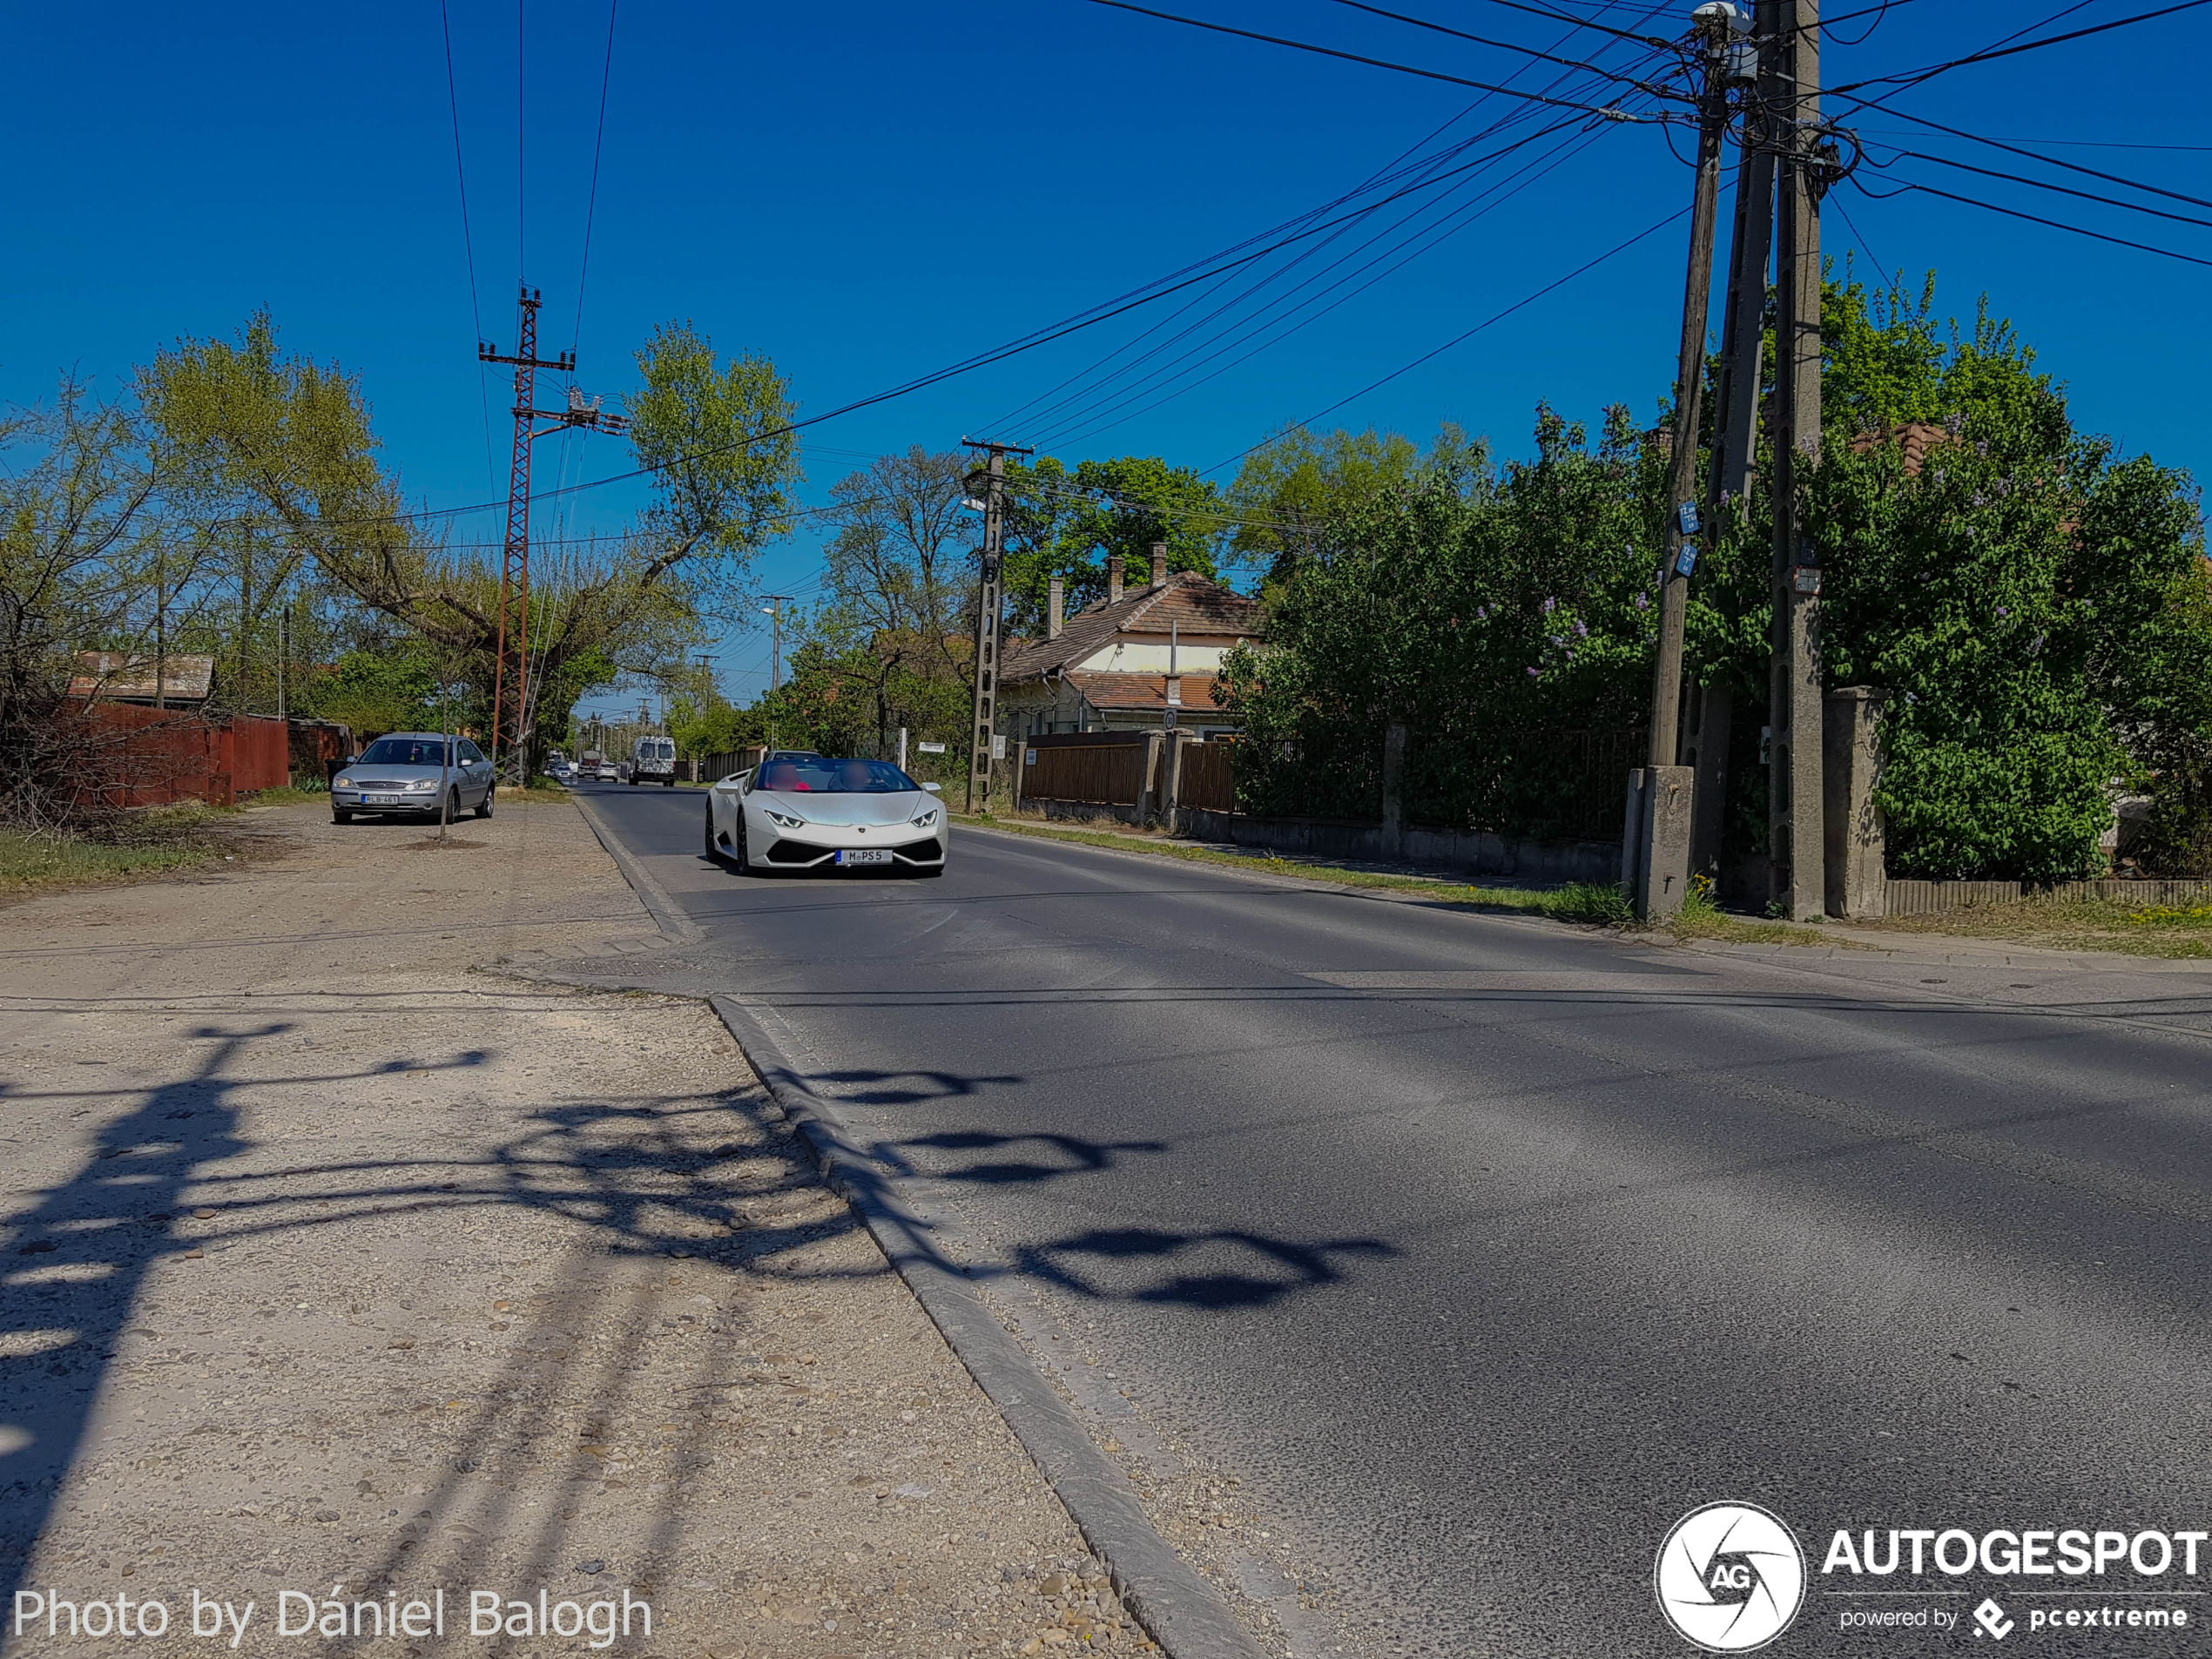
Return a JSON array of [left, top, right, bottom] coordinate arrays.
[[1818, 0, 1912, 44], [1316, 0, 1685, 95], [1042, 109, 1636, 451], [1825, 189, 1893, 281], [1205, 205, 1688, 476], [985, 93, 1563, 434], [438, 0, 498, 489], [299, 110, 1700, 540], [1859, 179, 2212, 268], [1853, 125, 2212, 153], [1466, 0, 1675, 49], [1873, 144, 2212, 231], [1021, 111, 1595, 443], [1831, 0, 2212, 96], [1003, 42, 1662, 440], [516, 0, 527, 281], [995, 13, 1669, 446], [1074, 0, 1678, 114], [1834, 93, 2212, 212], [571, 0, 618, 361]]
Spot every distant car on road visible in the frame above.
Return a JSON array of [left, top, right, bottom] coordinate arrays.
[[705, 754, 946, 876], [332, 733, 494, 824]]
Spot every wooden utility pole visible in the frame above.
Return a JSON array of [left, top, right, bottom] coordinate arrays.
[[1647, 15, 1734, 766], [1707, 1, 1777, 526], [961, 437, 1033, 814], [1769, 0, 1826, 920]]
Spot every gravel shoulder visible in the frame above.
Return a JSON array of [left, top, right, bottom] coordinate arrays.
[[0, 799, 1146, 1658]]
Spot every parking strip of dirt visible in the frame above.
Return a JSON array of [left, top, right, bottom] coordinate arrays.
[[0, 798, 1149, 1658]]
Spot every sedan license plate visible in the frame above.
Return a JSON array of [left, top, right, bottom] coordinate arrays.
[[836, 848, 894, 866], [365, 794, 401, 806]]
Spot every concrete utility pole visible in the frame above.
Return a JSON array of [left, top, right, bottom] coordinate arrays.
[[1683, 0, 1773, 884], [961, 436, 1033, 814], [1769, 0, 1826, 919], [1631, 8, 1733, 921]]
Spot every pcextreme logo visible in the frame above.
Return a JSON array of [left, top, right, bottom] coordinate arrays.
[[1656, 1502, 1809, 1653]]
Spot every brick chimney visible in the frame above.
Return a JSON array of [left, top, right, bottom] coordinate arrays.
[[1150, 542, 1168, 589], [1048, 576, 1064, 641], [1108, 554, 1124, 605]]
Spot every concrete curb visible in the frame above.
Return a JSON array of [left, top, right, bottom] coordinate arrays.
[[708, 991, 1268, 1659], [569, 790, 704, 945]]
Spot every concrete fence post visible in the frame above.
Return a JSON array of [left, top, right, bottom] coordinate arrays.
[[1824, 686, 1888, 920], [1379, 721, 1407, 860], [1137, 731, 1165, 827], [1622, 769, 1649, 900], [1159, 731, 1188, 833], [1625, 765, 1694, 920]]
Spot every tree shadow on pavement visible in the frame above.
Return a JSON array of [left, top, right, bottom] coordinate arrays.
[[1014, 1227, 1399, 1312], [0, 1023, 483, 1605], [0, 1022, 867, 1613], [852, 1116, 1399, 1312]]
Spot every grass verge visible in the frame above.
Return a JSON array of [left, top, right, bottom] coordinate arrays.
[[954, 814, 1836, 946], [0, 805, 244, 894], [1850, 896, 2212, 959]]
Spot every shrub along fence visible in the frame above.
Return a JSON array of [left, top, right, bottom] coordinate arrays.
[[1010, 726, 1629, 884]]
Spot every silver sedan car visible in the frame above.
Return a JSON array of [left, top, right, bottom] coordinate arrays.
[[331, 733, 496, 824]]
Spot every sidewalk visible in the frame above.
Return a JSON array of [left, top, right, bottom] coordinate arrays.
[[0, 799, 1147, 1658]]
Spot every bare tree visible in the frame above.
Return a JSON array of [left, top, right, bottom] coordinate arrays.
[[817, 447, 974, 753]]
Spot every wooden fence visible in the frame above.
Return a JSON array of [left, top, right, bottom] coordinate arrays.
[[1023, 733, 1150, 806], [1177, 740, 1237, 813]]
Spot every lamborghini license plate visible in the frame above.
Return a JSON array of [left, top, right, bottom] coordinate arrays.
[[836, 849, 893, 866]]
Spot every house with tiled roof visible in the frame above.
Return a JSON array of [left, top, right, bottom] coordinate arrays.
[[999, 546, 1267, 738]]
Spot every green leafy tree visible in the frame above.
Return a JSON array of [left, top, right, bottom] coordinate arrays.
[[1001, 454, 1225, 635], [141, 311, 798, 768], [1223, 423, 1433, 592]]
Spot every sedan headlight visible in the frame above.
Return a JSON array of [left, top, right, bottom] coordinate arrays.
[[765, 809, 806, 830], [910, 807, 940, 828], [334, 775, 353, 789], [405, 778, 440, 792]]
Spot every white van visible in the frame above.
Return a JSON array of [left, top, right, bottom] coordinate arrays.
[[631, 735, 678, 786]]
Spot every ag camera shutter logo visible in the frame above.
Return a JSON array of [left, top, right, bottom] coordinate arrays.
[[1656, 1501, 1807, 1652]]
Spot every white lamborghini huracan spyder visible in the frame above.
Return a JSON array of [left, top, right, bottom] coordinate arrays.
[[705, 752, 948, 877]]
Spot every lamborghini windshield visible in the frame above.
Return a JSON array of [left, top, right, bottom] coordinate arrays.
[[755, 757, 920, 794]]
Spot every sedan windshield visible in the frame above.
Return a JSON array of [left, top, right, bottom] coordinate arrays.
[[756, 757, 920, 794], [359, 738, 454, 766]]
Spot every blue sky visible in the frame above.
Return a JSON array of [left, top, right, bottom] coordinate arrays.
[[7, 1, 2207, 713]]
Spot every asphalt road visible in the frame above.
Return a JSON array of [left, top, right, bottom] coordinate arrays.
[[564, 781, 2212, 1657]]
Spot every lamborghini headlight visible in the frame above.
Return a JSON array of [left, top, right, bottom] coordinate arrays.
[[765, 809, 806, 830], [910, 807, 940, 828]]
